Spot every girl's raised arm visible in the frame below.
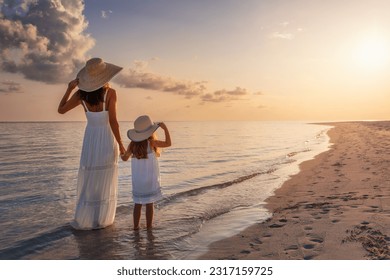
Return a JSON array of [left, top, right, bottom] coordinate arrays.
[[152, 122, 172, 148]]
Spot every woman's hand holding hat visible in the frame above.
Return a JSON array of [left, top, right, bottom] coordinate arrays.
[[67, 79, 79, 91]]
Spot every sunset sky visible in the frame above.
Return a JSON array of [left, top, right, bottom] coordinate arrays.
[[0, 0, 389, 121]]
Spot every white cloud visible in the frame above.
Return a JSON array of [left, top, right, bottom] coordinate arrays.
[[101, 10, 112, 19], [0, 0, 95, 84], [271, 32, 294, 40]]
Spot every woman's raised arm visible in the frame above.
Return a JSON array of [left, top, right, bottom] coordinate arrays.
[[58, 79, 81, 114]]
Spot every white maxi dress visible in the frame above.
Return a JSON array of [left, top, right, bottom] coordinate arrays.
[[71, 93, 118, 230]]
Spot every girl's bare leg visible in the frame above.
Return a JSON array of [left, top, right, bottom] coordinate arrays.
[[133, 203, 142, 230], [146, 203, 154, 229]]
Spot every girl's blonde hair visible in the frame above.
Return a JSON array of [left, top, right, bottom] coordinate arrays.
[[130, 133, 160, 159]]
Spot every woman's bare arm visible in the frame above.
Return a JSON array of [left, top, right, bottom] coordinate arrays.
[[58, 79, 81, 114], [107, 88, 126, 155], [120, 143, 132, 161]]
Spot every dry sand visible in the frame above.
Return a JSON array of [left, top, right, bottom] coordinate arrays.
[[200, 121, 390, 260]]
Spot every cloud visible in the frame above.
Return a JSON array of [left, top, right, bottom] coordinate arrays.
[[116, 60, 257, 104], [0, 0, 95, 84], [253, 91, 263, 95], [201, 87, 249, 103], [0, 81, 23, 93], [270, 21, 304, 41], [101, 10, 112, 19], [116, 61, 208, 99], [271, 32, 294, 40]]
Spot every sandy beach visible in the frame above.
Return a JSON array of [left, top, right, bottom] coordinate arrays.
[[200, 121, 390, 260]]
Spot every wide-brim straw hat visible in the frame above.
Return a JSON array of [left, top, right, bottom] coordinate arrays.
[[77, 58, 123, 92], [127, 115, 159, 142]]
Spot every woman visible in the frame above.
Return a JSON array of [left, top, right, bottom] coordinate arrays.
[[58, 57, 126, 230]]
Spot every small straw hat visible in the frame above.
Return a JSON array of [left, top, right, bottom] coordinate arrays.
[[127, 115, 159, 142], [77, 58, 123, 92]]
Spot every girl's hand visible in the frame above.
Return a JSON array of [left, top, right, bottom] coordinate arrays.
[[67, 79, 79, 91], [158, 122, 167, 130]]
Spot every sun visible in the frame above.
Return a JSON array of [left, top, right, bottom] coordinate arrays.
[[354, 36, 390, 69]]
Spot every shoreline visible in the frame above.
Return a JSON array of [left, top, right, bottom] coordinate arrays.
[[199, 121, 390, 260]]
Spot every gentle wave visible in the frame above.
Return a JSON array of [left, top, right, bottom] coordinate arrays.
[[159, 169, 275, 206]]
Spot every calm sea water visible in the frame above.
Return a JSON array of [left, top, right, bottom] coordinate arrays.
[[0, 121, 331, 259]]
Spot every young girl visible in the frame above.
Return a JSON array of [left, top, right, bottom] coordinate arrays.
[[121, 115, 172, 230]]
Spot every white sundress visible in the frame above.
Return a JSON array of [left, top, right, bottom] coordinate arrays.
[[71, 91, 118, 230], [131, 142, 163, 204]]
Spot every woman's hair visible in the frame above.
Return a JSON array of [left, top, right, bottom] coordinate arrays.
[[131, 133, 160, 159], [79, 84, 108, 106]]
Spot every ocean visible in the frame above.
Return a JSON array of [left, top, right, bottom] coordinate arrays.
[[0, 121, 331, 259]]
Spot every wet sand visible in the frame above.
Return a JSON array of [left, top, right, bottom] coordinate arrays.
[[200, 121, 390, 260]]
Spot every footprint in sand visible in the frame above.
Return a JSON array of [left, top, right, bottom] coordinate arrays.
[[253, 237, 263, 245], [269, 223, 285, 228], [303, 244, 315, 250], [285, 245, 299, 251], [268, 219, 288, 229], [240, 250, 251, 254], [309, 237, 324, 244], [320, 209, 330, 214]]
